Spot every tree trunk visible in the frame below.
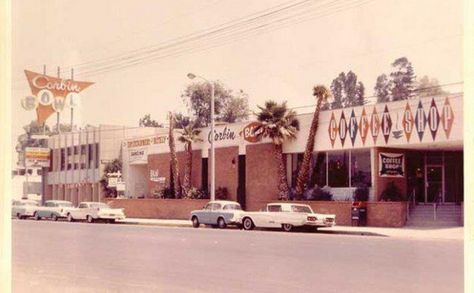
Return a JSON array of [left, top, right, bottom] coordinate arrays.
[[182, 142, 192, 197], [274, 143, 289, 200], [168, 113, 181, 198], [295, 98, 323, 198]]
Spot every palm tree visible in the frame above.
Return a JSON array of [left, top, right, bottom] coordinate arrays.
[[168, 112, 181, 198], [255, 101, 300, 200], [295, 85, 331, 199], [177, 123, 202, 197]]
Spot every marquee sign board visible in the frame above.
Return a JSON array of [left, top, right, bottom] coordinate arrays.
[[23, 70, 94, 125], [25, 147, 50, 168]]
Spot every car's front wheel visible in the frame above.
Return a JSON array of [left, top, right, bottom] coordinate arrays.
[[33, 212, 40, 221], [242, 217, 254, 231], [282, 224, 293, 232], [16, 213, 22, 220], [192, 216, 200, 228], [86, 215, 94, 223], [51, 214, 58, 221], [67, 213, 74, 222], [217, 217, 227, 229]]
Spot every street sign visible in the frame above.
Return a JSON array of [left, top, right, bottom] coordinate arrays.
[[108, 177, 118, 188], [116, 182, 125, 191]]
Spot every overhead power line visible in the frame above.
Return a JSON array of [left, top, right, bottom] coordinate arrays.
[[13, 0, 373, 83], [77, 0, 372, 79]]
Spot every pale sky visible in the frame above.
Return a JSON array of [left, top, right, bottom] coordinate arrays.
[[11, 0, 463, 164]]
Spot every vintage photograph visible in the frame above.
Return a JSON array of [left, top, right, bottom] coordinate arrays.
[[1, 0, 471, 292]]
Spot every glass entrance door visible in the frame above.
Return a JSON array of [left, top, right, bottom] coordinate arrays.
[[425, 165, 443, 203]]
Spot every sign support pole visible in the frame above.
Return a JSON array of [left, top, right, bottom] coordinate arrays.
[[56, 66, 61, 134], [70, 69, 75, 131], [42, 64, 47, 136]]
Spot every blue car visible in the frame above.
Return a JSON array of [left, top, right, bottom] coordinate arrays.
[[190, 200, 243, 229]]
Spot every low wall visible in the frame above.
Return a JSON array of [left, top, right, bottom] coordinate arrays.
[[108, 199, 408, 227], [107, 199, 209, 220]]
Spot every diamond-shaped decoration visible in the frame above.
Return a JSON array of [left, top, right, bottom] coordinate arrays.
[[402, 102, 414, 142], [370, 106, 380, 144], [359, 107, 369, 145], [427, 98, 440, 140], [349, 109, 358, 146], [381, 105, 392, 144], [441, 97, 454, 139], [415, 100, 426, 142], [391, 112, 403, 140], [328, 112, 338, 147], [339, 111, 348, 147]]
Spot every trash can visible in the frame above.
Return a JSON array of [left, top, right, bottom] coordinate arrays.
[[351, 202, 367, 226]]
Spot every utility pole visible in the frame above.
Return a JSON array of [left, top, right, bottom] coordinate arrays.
[[70, 68, 74, 131], [57, 66, 61, 134]]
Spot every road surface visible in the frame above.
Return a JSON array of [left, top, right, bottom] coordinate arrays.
[[13, 220, 463, 293]]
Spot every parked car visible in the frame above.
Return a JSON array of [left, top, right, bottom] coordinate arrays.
[[11, 199, 39, 219], [190, 200, 244, 229], [32, 200, 74, 221], [66, 202, 125, 223], [238, 203, 336, 232]]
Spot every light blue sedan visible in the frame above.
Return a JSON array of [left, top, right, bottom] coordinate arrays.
[[32, 200, 74, 221], [190, 200, 243, 229]]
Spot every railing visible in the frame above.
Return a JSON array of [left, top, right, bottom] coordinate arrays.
[[407, 188, 416, 221], [433, 191, 442, 221]]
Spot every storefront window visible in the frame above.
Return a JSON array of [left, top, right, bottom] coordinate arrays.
[[290, 153, 303, 188], [328, 151, 349, 187], [351, 150, 371, 187], [67, 148, 72, 170], [88, 144, 94, 169], [81, 145, 87, 169], [60, 149, 65, 171], [74, 146, 80, 169], [310, 152, 327, 187], [95, 143, 100, 168]]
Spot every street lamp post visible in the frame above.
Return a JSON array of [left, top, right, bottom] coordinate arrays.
[[187, 73, 215, 201]]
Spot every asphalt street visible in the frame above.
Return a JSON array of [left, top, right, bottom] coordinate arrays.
[[13, 220, 463, 293]]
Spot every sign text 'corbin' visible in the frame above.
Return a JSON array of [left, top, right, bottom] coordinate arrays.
[[208, 126, 236, 143]]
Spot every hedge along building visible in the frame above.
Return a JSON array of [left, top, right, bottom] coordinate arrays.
[[122, 93, 463, 212]]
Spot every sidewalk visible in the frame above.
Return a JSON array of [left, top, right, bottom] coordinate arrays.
[[118, 218, 463, 241]]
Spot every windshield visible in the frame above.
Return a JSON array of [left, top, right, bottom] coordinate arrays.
[[291, 205, 313, 213], [223, 204, 242, 210], [57, 202, 73, 207], [24, 201, 39, 206], [90, 203, 109, 209]]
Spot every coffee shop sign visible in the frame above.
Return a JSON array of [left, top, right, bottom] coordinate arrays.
[[208, 126, 236, 143]]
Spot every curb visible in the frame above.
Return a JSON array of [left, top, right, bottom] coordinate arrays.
[[117, 220, 388, 237], [118, 220, 192, 228]]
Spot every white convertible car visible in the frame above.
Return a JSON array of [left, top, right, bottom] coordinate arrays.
[[67, 202, 125, 223], [238, 203, 336, 232]]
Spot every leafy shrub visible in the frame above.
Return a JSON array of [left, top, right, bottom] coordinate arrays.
[[186, 187, 210, 199], [380, 181, 403, 201], [306, 186, 333, 201], [215, 187, 228, 200], [353, 184, 369, 202], [159, 187, 174, 199]]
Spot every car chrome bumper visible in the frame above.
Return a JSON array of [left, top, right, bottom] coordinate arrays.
[[98, 215, 125, 220], [305, 220, 336, 227]]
